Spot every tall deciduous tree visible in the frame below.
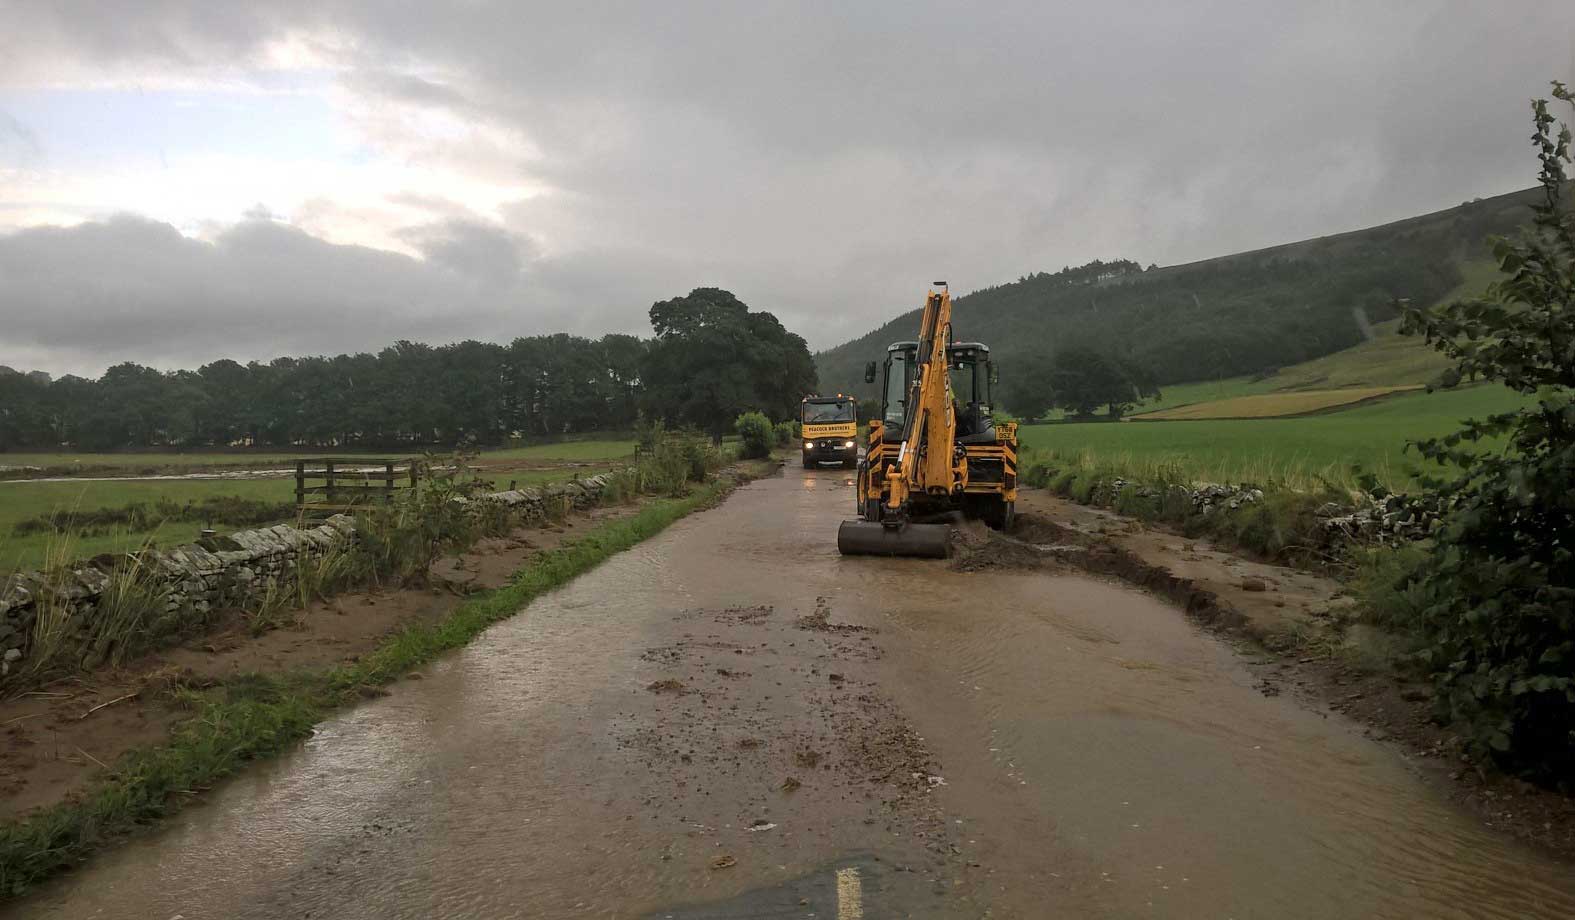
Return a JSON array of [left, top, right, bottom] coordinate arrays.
[[641, 287, 817, 438], [1043, 346, 1159, 419]]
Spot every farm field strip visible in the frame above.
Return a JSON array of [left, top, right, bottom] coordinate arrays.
[[1138, 384, 1424, 420]]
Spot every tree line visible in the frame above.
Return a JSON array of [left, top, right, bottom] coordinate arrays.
[[0, 287, 815, 451]]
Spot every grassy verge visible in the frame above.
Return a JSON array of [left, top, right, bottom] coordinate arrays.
[[0, 461, 770, 900], [1021, 455, 1346, 566]]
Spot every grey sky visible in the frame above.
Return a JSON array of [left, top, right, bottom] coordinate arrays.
[[1, 0, 1572, 377]]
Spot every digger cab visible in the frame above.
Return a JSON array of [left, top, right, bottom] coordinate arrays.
[[858, 340, 1017, 530], [866, 341, 999, 443]]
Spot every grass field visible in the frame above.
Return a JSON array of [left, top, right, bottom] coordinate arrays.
[[0, 452, 307, 472], [0, 479, 299, 572], [1138, 385, 1424, 420], [0, 438, 636, 476], [1019, 383, 1528, 491], [481, 439, 635, 462], [0, 437, 638, 571]]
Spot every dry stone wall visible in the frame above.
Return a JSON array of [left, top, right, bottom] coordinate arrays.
[[0, 473, 616, 678]]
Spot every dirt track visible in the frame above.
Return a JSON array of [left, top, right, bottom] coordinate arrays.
[[13, 466, 1575, 918]]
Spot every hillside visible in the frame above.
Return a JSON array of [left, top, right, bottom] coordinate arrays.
[[1124, 255, 1502, 418], [814, 188, 1539, 405]]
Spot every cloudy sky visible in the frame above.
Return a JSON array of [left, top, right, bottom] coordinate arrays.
[[1, 1, 1572, 377]]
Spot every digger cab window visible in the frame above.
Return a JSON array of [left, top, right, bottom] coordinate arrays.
[[883, 350, 911, 429], [948, 349, 992, 410]]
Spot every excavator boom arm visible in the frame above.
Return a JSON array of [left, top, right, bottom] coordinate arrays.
[[888, 288, 956, 513]]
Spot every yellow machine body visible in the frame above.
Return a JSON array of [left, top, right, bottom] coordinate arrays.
[[838, 286, 1018, 557]]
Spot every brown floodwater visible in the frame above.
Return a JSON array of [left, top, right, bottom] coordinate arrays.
[[13, 467, 1575, 918]]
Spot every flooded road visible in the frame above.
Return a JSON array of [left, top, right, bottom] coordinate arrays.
[[15, 467, 1575, 918]]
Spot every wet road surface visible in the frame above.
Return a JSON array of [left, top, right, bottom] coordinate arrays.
[[15, 467, 1575, 918]]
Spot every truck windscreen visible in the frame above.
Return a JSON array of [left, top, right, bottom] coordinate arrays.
[[802, 400, 855, 424]]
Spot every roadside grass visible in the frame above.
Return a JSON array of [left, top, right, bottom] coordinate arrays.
[[1019, 384, 1529, 492], [0, 460, 770, 900], [1138, 385, 1424, 420]]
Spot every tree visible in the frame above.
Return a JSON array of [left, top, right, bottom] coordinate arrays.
[[998, 355, 1058, 420], [600, 333, 647, 429], [1398, 83, 1575, 777], [1043, 346, 1155, 419], [642, 288, 816, 438]]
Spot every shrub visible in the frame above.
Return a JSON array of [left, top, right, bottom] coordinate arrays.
[[735, 412, 774, 459], [1393, 84, 1575, 777], [774, 420, 799, 447]]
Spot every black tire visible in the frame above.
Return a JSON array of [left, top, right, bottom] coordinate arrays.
[[855, 468, 867, 517], [966, 495, 1013, 530], [802, 452, 813, 468]]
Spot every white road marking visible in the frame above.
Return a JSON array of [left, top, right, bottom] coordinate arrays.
[[836, 866, 864, 919]]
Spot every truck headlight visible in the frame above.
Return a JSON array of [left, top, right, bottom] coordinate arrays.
[[843, 440, 855, 448], [804, 441, 814, 449]]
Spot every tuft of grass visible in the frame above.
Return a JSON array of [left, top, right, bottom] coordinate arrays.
[[0, 462, 770, 900], [245, 541, 361, 637], [80, 552, 170, 671]]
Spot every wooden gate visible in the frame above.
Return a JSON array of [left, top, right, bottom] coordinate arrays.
[[294, 458, 420, 517]]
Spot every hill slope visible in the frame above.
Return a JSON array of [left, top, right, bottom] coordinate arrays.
[[814, 189, 1538, 405]]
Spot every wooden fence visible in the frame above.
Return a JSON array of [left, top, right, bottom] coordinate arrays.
[[294, 458, 420, 517]]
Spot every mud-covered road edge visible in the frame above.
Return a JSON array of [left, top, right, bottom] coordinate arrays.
[[997, 506, 1575, 861], [0, 460, 778, 902]]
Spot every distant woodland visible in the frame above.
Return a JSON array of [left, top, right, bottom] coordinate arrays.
[[0, 288, 815, 450]]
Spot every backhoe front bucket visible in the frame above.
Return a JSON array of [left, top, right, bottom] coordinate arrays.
[[837, 520, 950, 558]]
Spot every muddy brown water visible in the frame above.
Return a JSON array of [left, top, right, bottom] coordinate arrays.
[[13, 468, 1575, 919]]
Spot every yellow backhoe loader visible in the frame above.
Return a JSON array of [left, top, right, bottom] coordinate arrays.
[[837, 283, 1018, 558]]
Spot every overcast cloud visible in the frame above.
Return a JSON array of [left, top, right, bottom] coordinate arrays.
[[1, 0, 1572, 376]]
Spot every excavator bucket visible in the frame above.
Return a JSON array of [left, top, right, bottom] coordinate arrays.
[[836, 519, 950, 558]]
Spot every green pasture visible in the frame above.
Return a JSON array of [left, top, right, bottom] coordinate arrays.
[[0, 438, 636, 475], [0, 464, 605, 572], [0, 479, 299, 572], [1019, 383, 1529, 491]]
